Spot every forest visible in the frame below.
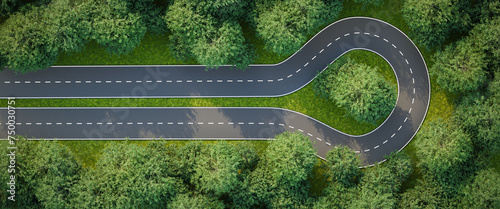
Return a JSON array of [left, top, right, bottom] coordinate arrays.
[[0, 0, 499, 208]]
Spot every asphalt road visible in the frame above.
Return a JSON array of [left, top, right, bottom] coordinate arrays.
[[0, 17, 430, 166]]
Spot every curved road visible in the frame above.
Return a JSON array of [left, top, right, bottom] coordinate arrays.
[[0, 17, 430, 166]]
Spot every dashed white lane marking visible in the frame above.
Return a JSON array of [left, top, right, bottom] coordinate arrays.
[[238, 122, 244, 125], [166, 80, 172, 83], [383, 38, 389, 42], [136, 80, 142, 83], [15, 81, 20, 84], [344, 33, 350, 36], [317, 137, 323, 141], [307, 133, 313, 137], [105, 81, 111, 83], [55, 81, 61, 84], [410, 68, 413, 74], [268, 122, 274, 125], [87, 123, 93, 125], [187, 80, 192, 83], [374, 34, 380, 38], [399, 51, 404, 56], [156, 80, 162, 83], [409, 108, 412, 113], [413, 88, 416, 94], [304, 62, 309, 67], [25, 81, 31, 84], [327, 42, 332, 47], [217, 80, 223, 83], [146, 81, 152, 83], [405, 59, 409, 64], [237, 80, 243, 83], [391, 133, 395, 138], [287, 74, 293, 78], [197, 80, 203, 83], [412, 98, 414, 104], [365, 149, 370, 152], [177, 122, 184, 125], [257, 80, 263, 82], [26, 123, 32, 125], [67, 123, 73, 125], [335, 37, 340, 41], [412, 78, 415, 84], [248, 122, 254, 125], [97, 122, 103, 125], [45, 81, 51, 84], [247, 80, 253, 82], [267, 79, 273, 82], [354, 32, 360, 34], [355, 151, 360, 154], [116, 81, 122, 83], [198, 122, 203, 125], [4, 81, 10, 84], [278, 78, 283, 81], [364, 32, 370, 35], [319, 49, 324, 53], [296, 69, 301, 73], [208, 122, 214, 125], [279, 123, 285, 126], [228, 122, 234, 125], [298, 129, 304, 132], [157, 122, 163, 125], [176, 80, 182, 83], [126, 81, 132, 83], [392, 44, 397, 48], [404, 117, 408, 122], [207, 80, 212, 83], [77, 123, 83, 125], [168, 122, 173, 125], [227, 80, 233, 83], [36, 123, 42, 125], [147, 122, 153, 125], [288, 125, 294, 129], [218, 122, 224, 125], [57, 123, 62, 125], [46, 123, 52, 125], [398, 126, 402, 131], [312, 56, 316, 60], [383, 140, 388, 144], [137, 122, 143, 125], [374, 145, 379, 149], [35, 81, 41, 84]]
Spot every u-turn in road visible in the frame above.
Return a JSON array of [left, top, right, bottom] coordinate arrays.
[[0, 17, 430, 166]]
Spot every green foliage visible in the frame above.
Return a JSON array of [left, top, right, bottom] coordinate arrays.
[[85, 0, 147, 55], [247, 132, 316, 208], [256, 0, 341, 55], [458, 169, 500, 208], [402, 0, 471, 50], [313, 182, 356, 209], [431, 38, 488, 94], [383, 152, 412, 187], [314, 57, 396, 124], [325, 146, 361, 187], [0, 0, 18, 17], [0, 139, 81, 209], [454, 94, 500, 156], [165, 0, 252, 69], [398, 179, 446, 209], [70, 143, 180, 208], [0, 6, 59, 73], [123, 0, 167, 33], [349, 166, 399, 209], [352, 0, 383, 8], [470, 17, 500, 71], [168, 193, 225, 209], [415, 119, 474, 196]]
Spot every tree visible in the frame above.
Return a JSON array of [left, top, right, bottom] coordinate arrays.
[[398, 179, 446, 208], [383, 152, 412, 187], [256, 0, 340, 55], [431, 38, 488, 94], [352, 0, 383, 8], [168, 193, 224, 209], [247, 132, 317, 208], [165, 0, 253, 69], [314, 57, 397, 124], [415, 119, 474, 196], [348, 166, 398, 209], [402, 0, 471, 50], [459, 169, 500, 208], [470, 17, 500, 71], [325, 146, 361, 187], [0, 6, 59, 73], [85, 0, 147, 55], [70, 143, 180, 208], [191, 21, 252, 69], [313, 182, 356, 209], [0, 0, 18, 17], [192, 141, 244, 196], [0, 139, 81, 209]]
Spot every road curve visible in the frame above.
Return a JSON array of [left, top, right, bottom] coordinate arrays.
[[0, 17, 430, 166]]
